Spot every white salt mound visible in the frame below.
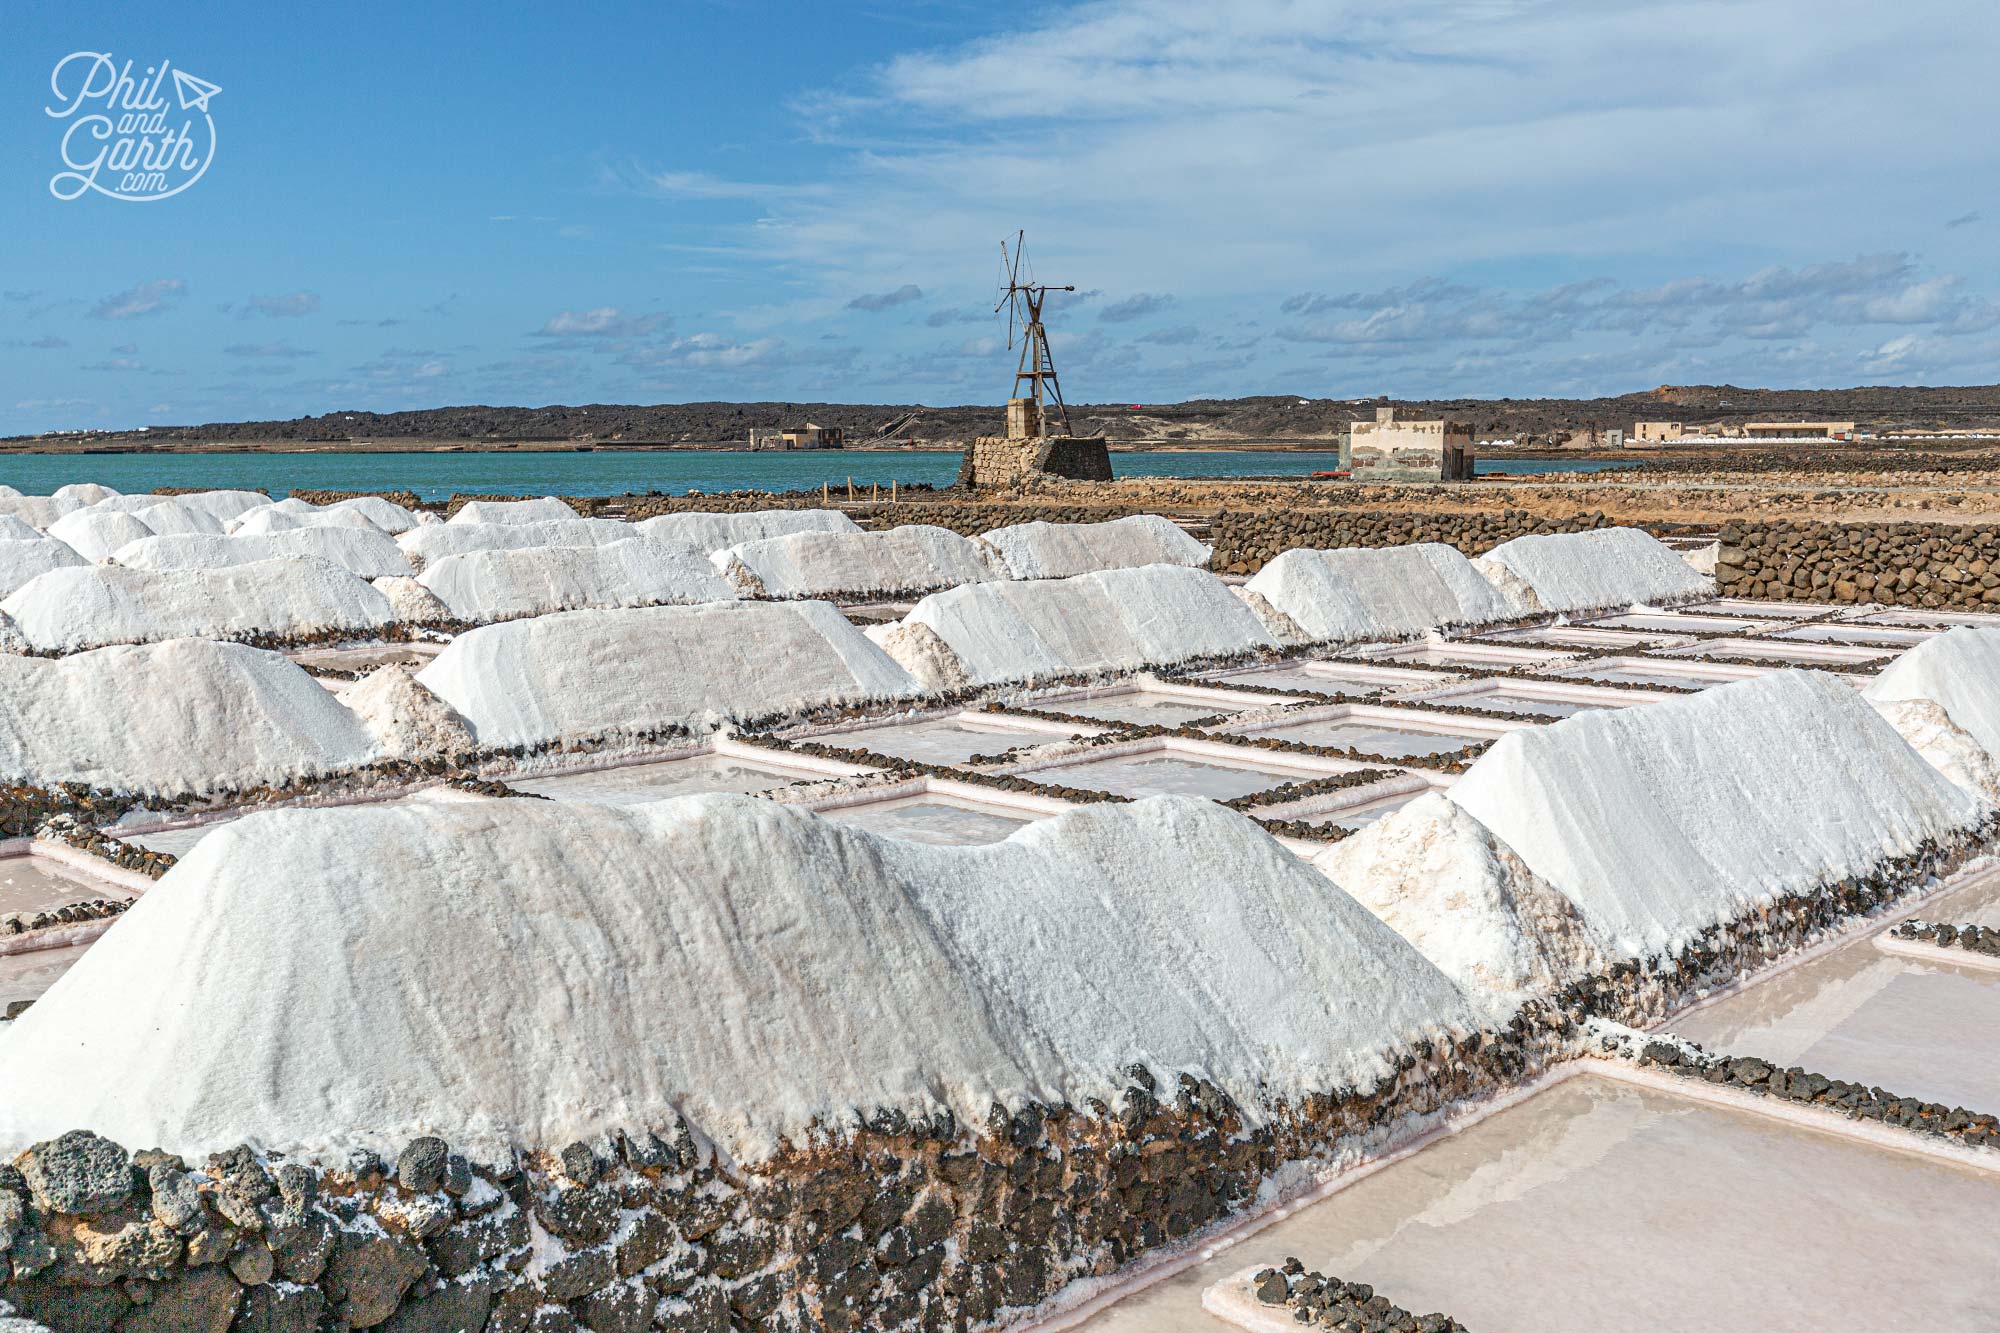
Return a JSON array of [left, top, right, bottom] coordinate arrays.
[[45, 509, 156, 561], [0, 517, 39, 541], [53, 484, 119, 507], [416, 600, 919, 749], [1865, 628, 2000, 761], [0, 539, 87, 600], [161, 490, 271, 524], [370, 576, 452, 624], [1449, 671, 1981, 960], [450, 497, 578, 526], [398, 518, 636, 570], [887, 565, 1277, 688], [1869, 697, 2000, 802], [1314, 792, 1608, 1019], [0, 485, 19, 498], [714, 526, 1000, 599], [336, 665, 474, 760], [0, 558, 397, 653], [124, 500, 226, 537], [416, 539, 737, 622], [1246, 543, 1514, 644], [635, 508, 860, 551], [0, 795, 1473, 1162], [978, 515, 1212, 580], [0, 639, 379, 795], [327, 496, 423, 533], [1474, 527, 1711, 614], [111, 529, 413, 579], [232, 505, 381, 536]]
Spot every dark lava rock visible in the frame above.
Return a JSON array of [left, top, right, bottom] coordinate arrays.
[[20, 1131, 133, 1215]]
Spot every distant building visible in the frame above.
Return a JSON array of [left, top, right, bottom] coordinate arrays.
[[748, 423, 846, 451], [1347, 407, 1474, 482], [1632, 421, 1685, 443], [1742, 421, 1856, 442]]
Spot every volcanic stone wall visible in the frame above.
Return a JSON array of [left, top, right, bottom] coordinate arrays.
[[1208, 508, 1616, 574], [1716, 520, 2000, 608]]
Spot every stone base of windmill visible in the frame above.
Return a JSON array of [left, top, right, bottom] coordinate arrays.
[[957, 434, 1114, 488]]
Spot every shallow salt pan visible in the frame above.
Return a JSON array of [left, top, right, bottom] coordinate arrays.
[[0, 857, 135, 915], [1083, 1076, 2000, 1333], [1671, 931, 2000, 1113], [813, 712, 1088, 765], [0, 944, 91, 1007]]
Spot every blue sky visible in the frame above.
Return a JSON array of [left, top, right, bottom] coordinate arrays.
[[3, 0, 1996, 434]]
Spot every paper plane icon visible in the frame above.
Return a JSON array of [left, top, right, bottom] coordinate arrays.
[[171, 68, 221, 113]]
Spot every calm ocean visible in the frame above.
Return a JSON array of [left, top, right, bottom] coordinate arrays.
[[0, 449, 1636, 503]]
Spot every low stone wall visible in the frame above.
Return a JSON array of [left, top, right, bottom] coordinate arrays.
[[1245, 1261, 1468, 1332], [1210, 508, 1617, 575], [0, 1018, 1572, 1333], [1716, 520, 2000, 609]]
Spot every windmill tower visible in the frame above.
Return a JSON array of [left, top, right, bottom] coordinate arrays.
[[995, 230, 1075, 440]]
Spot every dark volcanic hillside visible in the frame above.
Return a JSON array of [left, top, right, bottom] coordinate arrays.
[[11, 384, 2000, 449]]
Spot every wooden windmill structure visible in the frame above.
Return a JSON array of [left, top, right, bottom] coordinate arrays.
[[995, 230, 1074, 439]]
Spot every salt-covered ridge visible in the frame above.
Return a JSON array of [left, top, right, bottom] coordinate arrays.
[[0, 795, 1475, 1162]]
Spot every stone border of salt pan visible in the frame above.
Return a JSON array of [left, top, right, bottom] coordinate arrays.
[[1022, 676, 1299, 718], [788, 771, 1082, 823], [1216, 701, 1533, 748], [1585, 1060, 2000, 1176], [995, 733, 1385, 789], [1873, 930, 2000, 973], [1362, 637, 1583, 670], [1405, 676, 1684, 712], [0, 839, 155, 898], [480, 732, 879, 787], [787, 704, 1111, 751]]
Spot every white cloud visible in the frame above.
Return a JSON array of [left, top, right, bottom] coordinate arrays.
[[91, 279, 186, 321]]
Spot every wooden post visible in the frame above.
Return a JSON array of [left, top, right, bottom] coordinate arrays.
[[822, 481, 829, 505], [847, 476, 854, 500], [891, 480, 897, 504]]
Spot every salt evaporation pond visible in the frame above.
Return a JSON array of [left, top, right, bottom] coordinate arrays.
[[1659, 637, 1895, 665], [1769, 623, 1939, 648], [1039, 689, 1262, 726], [1471, 625, 1668, 650], [1236, 718, 1489, 758], [0, 943, 91, 1007], [287, 642, 445, 673], [1208, 662, 1459, 695], [0, 858, 131, 914], [1036, 753, 1311, 801], [1690, 599, 1843, 620], [1857, 608, 2000, 629], [1408, 680, 1646, 718], [1081, 1077, 2000, 1333], [1928, 865, 2000, 928], [1553, 658, 1764, 689], [817, 714, 1082, 764], [1317, 790, 1423, 830], [817, 793, 1034, 845], [1592, 611, 1765, 634], [1673, 934, 2000, 1113], [1373, 642, 1573, 671], [509, 754, 825, 805]]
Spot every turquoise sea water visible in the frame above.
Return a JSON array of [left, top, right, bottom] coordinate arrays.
[[0, 449, 1638, 502]]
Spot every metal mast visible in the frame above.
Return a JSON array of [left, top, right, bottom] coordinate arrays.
[[995, 230, 1075, 435]]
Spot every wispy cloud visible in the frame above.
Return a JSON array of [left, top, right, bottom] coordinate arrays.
[[847, 284, 924, 311], [1099, 293, 1175, 323], [534, 307, 667, 339], [240, 291, 321, 319], [91, 279, 185, 321]]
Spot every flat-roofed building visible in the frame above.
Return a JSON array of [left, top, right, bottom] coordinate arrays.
[[1633, 421, 1685, 443], [1347, 407, 1474, 482], [1743, 421, 1856, 441]]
